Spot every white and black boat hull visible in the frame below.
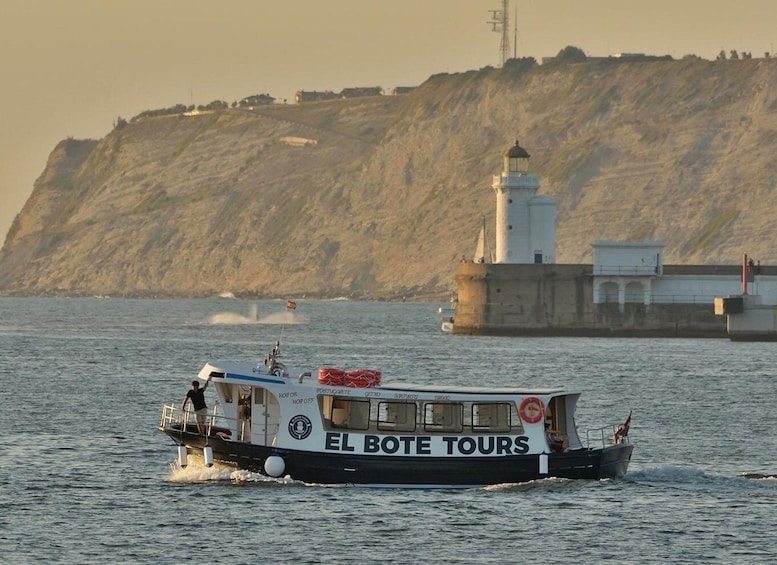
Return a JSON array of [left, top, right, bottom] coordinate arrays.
[[166, 428, 633, 486]]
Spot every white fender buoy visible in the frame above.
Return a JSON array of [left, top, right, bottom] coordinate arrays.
[[264, 454, 286, 477], [203, 445, 214, 467], [178, 445, 188, 468], [539, 452, 549, 475]]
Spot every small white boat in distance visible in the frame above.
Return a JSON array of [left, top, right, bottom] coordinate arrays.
[[159, 341, 633, 487], [437, 296, 457, 333]]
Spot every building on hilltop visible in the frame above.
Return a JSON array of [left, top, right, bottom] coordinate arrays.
[[239, 94, 275, 107], [340, 86, 383, 99], [295, 90, 339, 104], [294, 87, 383, 104], [541, 53, 673, 64]]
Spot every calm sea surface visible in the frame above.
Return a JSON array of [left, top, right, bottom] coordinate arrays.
[[1, 297, 776, 564]]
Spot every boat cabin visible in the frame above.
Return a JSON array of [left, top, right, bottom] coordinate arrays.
[[201, 362, 583, 457]]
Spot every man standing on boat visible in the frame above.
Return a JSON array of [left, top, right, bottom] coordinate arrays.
[[182, 376, 211, 435]]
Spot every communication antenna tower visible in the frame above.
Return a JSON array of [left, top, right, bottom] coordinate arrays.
[[488, 0, 510, 67], [513, 4, 518, 59]]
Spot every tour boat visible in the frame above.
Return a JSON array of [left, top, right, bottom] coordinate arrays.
[[159, 341, 633, 487]]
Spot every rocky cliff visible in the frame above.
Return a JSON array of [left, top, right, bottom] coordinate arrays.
[[3, 56, 777, 298]]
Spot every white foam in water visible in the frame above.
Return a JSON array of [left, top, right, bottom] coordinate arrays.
[[626, 464, 777, 493], [230, 469, 297, 485], [167, 460, 235, 482], [483, 476, 572, 492], [166, 458, 298, 485], [208, 312, 257, 325], [257, 311, 308, 325], [740, 472, 777, 481], [208, 304, 308, 325]]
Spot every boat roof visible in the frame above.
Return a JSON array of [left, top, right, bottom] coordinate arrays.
[[201, 360, 573, 396], [379, 383, 567, 395]]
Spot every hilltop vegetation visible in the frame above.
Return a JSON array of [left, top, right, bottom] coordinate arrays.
[[2, 55, 777, 298]]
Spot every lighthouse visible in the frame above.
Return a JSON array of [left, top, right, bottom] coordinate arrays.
[[492, 140, 557, 264]]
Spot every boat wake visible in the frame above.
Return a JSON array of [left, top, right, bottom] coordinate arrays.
[[257, 311, 309, 325], [166, 461, 235, 482], [165, 460, 297, 485], [626, 465, 777, 493], [208, 313, 259, 325], [739, 472, 777, 481], [481, 466, 777, 494], [208, 304, 309, 325], [483, 477, 578, 492]]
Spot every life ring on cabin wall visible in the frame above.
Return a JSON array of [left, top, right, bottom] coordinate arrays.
[[519, 396, 544, 424]]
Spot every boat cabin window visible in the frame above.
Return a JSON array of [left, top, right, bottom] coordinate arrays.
[[321, 396, 370, 431], [318, 397, 526, 434], [471, 402, 512, 432], [423, 402, 463, 433], [377, 401, 417, 432]]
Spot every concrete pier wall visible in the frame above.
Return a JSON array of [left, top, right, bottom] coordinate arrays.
[[453, 263, 727, 337]]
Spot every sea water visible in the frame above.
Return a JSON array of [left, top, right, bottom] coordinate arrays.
[[1, 297, 776, 564]]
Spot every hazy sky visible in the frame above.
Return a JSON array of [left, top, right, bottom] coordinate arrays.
[[2, 0, 775, 241]]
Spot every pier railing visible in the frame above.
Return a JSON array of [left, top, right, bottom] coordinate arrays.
[[601, 293, 718, 305], [594, 266, 661, 276]]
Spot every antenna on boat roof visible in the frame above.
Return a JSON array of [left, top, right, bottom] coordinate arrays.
[[276, 299, 297, 349], [264, 337, 284, 376], [275, 330, 283, 355], [263, 299, 297, 369]]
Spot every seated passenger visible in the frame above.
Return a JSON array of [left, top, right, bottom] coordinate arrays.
[[545, 421, 569, 453]]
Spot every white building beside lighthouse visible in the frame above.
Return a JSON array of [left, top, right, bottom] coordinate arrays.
[[492, 140, 557, 264]]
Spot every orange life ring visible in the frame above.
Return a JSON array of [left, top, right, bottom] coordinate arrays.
[[318, 368, 345, 386], [361, 369, 381, 386], [519, 396, 544, 424], [345, 369, 381, 387]]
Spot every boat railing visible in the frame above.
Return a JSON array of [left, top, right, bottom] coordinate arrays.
[[159, 403, 226, 436], [159, 403, 261, 443], [585, 424, 630, 449]]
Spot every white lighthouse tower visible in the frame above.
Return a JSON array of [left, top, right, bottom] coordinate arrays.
[[492, 140, 557, 264]]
